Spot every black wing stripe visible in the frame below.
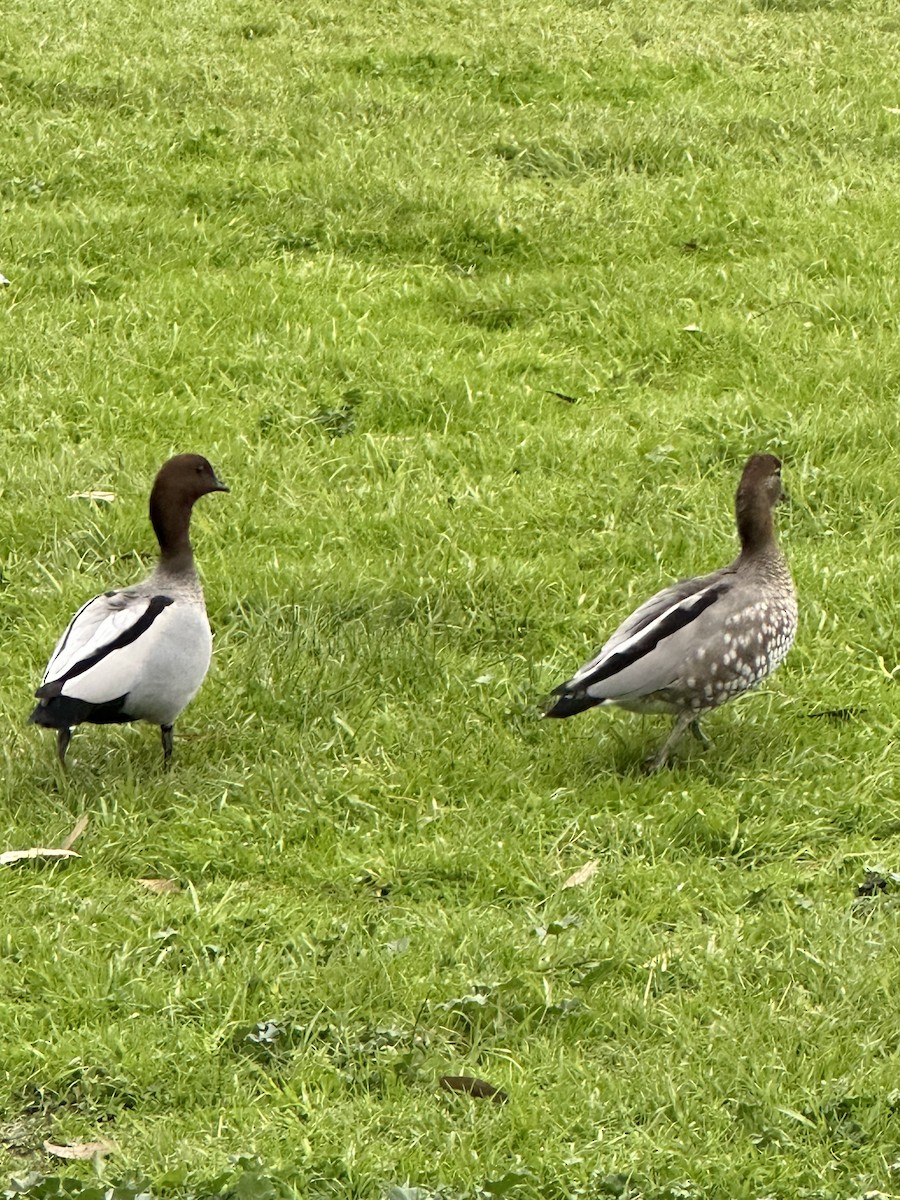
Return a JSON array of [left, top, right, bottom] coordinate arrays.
[[563, 583, 731, 691], [35, 594, 175, 699]]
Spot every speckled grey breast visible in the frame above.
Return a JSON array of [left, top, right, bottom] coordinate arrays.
[[644, 588, 798, 715]]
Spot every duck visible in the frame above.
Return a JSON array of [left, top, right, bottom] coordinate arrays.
[[30, 453, 229, 768], [544, 453, 797, 771]]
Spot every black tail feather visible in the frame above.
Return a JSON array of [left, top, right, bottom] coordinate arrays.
[[543, 688, 600, 719], [30, 693, 131, 729]]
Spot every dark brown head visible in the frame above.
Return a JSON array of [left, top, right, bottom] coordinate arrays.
[[735, 453, 784, 556], [149, 454, 228, 565]]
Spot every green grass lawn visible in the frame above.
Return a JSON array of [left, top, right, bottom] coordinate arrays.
[[2, 0, 900, 1196]]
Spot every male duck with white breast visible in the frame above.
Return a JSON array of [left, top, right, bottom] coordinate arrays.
[[31, 453, 229, 768], [545, 453, 797, 771]]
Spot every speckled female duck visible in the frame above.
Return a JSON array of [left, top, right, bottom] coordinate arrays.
[[545, 453, 797, 771], [30, 454, 228, 768]]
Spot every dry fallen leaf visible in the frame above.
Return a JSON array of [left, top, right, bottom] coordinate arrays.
[[563, 859, 599, 889], [439, 1075, 508, 1104], [43, 1140, 114, 1160], [59, 814, 89, 852], [0, 848, 80, 867], [68, 491, 117, 504], [138, 878, 182, 894]]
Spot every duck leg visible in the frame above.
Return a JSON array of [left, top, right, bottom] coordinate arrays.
[[161, 724, 174, 770], [643, 711, 694, 774], [689, 718, 712, 749], [56, 727, 72, 767]]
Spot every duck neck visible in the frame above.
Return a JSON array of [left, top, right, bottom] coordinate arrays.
[[736, 492, 776, 561], [150, 489, 196, 575]]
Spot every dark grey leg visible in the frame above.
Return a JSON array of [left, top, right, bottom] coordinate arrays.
[[56, 727, 72, 767], [161, 724, 174, 769], [643, 711, 694, 774], [690, 718, 711, 749]]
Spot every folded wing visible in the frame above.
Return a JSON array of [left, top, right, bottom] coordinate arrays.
[[37, 590, 175, 704], [547, 571, 733, 715]]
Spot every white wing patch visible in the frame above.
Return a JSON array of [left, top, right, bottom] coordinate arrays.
[[42, 591, 160, 686]]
